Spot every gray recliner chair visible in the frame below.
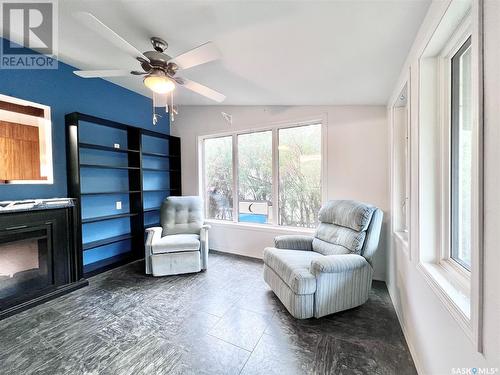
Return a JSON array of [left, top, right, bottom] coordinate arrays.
[[145, 196, 209, 276], [263, 200, 383, 319]]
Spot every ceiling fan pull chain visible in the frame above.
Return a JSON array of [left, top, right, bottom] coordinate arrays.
[[152, 92, 158, 126], [170, 91, 175, 123]]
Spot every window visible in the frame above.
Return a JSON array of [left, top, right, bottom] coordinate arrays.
[[417, 4, 481, 337], [201, 122, 323, 228], [392, 82, 410, 241], [238, 131, 273, 224], [415, 0, 484, 347], [203, 136, 233, 221], [278, 124, 322, 228], [450, 37, 472, 271]]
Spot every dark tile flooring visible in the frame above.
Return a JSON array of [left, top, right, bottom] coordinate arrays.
[[0, 253, 416, 375]]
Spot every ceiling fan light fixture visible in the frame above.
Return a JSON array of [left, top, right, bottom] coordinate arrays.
[[144, 70, 175, 94]]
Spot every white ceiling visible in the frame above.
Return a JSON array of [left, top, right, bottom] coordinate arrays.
[[58, 0, 430, 105]]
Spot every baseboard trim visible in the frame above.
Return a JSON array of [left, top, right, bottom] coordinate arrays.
[[387, 283, 424, 375], [210, 249, 263, 263]]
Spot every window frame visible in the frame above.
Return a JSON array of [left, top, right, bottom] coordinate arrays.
[[438, 18, 473, 282], [202, 135, 234, 222], [416, 2, 484, 350], [450, 36, 473, 272], [390, 78, 411, 252], [236, 129, 273, 225], [198, 116, 327, 230]]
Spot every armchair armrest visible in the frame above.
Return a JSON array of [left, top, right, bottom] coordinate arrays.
[[144, 227, 162, 275], [274, 235, 314, 251], [200, 224, 210, 271], [145, 226, 163, 252], [310, 254, 370, 275], [145, 226, 162, 242], [145, 226, 162, 232]]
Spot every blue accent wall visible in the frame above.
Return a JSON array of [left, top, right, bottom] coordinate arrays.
[[0, 37, 169, 201]]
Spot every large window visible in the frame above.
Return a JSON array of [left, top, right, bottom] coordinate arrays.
[[416, 3, 482, 345], [278, 124, 322, 227], [204, 136, 233, 221], [450, 37, 472, 271], [202, 122, 323, 228]]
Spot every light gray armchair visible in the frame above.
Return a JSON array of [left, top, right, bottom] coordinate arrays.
[[145, 196, 210, 276], [263, 200, 383, 319]]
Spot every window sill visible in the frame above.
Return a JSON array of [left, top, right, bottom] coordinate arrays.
[[417, 261, 472, 338], [205, 219, 315, 234]]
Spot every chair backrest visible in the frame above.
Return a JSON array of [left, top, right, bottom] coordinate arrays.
[[312, 200, 383, 264], [160, 196, 204, 236]]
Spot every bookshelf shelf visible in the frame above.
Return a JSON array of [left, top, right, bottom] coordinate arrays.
[[82, 233, 134, 251], [82, 212, 138, 224], [80, 163, 140, 170], [144, 207, 161, 212], [142, 151, 179, 158], [79, 142, 139, 154], [80, 190, 141, 196]]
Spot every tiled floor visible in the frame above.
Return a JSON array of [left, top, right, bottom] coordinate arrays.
[[0, 252, 416, 374]]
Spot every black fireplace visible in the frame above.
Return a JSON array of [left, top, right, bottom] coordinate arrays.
[[0, 199, 88, 319]]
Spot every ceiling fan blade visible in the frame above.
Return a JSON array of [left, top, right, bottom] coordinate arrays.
[[73, 69, 132, 78], [169, 42, 221, 70], [176, 77, 225, 102], [136, 57, 152, 72], [75, 12, 147, 60]]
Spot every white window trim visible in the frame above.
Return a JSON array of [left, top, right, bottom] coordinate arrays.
[[198, 114, 328, 231], [438, 11, 472, 278], [390, 76, 411, 256], [416, 2, 484, 351], [419, 16, 473, 318], [404, 105, 411, 237], [205, 218, 315, 235]]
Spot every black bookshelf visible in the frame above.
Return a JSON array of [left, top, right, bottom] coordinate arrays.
[[66, 112, 181, 277]]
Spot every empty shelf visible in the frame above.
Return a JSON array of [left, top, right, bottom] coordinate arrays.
[[82, 213, 138, 224], [82, 234, 134, 250], [142, 151, 180, 158], [83, 252, 134, 276], [144, 207, 161, 212], [80, 163, 140, 170], [81, 190, 141, 196], [79, 143, 139, 154]]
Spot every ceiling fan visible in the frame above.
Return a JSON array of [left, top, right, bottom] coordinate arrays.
[[73, 12, 225, 123]]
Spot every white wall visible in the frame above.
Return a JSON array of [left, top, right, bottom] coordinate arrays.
[[387, 0, 500, 373], [171, 105, 388, 280]]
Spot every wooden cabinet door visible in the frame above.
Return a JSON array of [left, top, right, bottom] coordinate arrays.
[[0, 121, 42, 181]]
